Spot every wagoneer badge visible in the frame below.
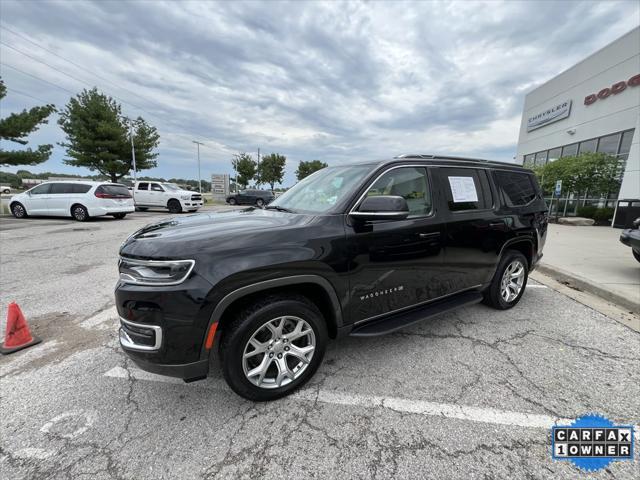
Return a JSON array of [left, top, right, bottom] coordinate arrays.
[[360, 285, 404, 301]]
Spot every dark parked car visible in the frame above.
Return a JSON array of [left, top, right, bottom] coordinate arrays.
[[116, 155, 548, 400], [226, 189, 275, 207], [620, 217, 640, 263]]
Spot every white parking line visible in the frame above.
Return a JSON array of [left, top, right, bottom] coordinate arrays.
[[527, 285, 547, 288], [104, 366, 573, 429]]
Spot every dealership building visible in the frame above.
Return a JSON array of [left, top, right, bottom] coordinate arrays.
[[516, 26, 639, 202]]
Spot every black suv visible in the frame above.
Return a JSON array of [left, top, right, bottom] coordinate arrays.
[[116, 155, 547, 401], [225, 189, 275, 207]]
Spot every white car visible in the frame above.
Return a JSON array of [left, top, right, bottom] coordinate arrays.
[[9, 181, 135, 221], [133, 181, 203, 213], [1, 185, 11, 194]]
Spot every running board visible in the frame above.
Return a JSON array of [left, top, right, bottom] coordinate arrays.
[[349, 291, 483, 337]]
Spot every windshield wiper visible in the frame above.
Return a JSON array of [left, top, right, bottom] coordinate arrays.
[[265, 205, 296, 213]]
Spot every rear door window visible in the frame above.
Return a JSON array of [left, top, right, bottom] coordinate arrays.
[[137, 183, 149, 190], [50, 183, 74, 194], [440, 168, 492, 212], [71, 184, 92, 194], [493, 171, 537, 207]]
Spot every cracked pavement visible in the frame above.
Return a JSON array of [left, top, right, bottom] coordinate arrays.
[[1, 212, 639, 479]]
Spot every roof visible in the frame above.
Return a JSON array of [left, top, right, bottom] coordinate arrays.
[[353, 154, 527, 171]]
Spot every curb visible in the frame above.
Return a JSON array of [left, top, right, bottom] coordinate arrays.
[[536, 263, 640, 315]]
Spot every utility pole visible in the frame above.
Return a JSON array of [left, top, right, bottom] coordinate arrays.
[[192, 141, 204, 193], [129, 120, 137, 185], [257, 148, 261, 186]]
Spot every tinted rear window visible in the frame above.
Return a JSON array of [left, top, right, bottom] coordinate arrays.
[[494, 171, 537, 207], [97, 185, 132, 197], [50, 183, 73, 194], [440, 168, 492, 211], [72, 184, 92, 193]]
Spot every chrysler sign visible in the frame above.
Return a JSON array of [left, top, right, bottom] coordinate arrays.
[[527, 99, 572, 132]]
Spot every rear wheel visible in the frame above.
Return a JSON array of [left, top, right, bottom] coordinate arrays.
[[256, 198, 265, 207], [168, 199, 182, 214], [10, 202, 27, 218], [633, 249, 640, 263], [220, 294, 327, 401], [228, 198, 237, 205], [71, 204, 89, 222], [483, 250, 528, 310], [136, 207, 148, 212], [112, 213, 127, 219]]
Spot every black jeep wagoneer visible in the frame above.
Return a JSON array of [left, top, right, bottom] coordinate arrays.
[[116, 155, 548, 400]]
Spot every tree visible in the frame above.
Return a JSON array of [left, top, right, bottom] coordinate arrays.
[[259, 153, 286, 190], [232, 152, 257, 188], [58, 88, 159, 183], [534, 152, 621, 197], [0, 78, 56, 166], [296, 160, 327, 180]]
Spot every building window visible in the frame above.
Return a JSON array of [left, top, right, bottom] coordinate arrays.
[[523, 154, 535, 168], [578, 138, 598, 154], [619, 129, 635, 155], [534, 151, 548, 166], [597, 133, 621, 155], [548, 147, 562, 162], [561, 143, 578, 157]]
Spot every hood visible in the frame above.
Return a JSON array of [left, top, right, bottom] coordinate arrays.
[[120, 207, 317, 259]]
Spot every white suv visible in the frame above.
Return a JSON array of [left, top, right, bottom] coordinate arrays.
[[133, 181, 203, 213], [9, 181, 134, 221]]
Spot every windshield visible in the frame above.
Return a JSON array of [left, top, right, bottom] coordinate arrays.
[[162, 183, 181, 191], [270, 164, 372, 214]]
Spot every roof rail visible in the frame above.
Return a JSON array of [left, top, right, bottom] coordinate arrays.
[[394, 154, 435, 159]]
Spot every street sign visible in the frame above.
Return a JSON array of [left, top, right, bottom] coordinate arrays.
[[554, 180, 562, 197]]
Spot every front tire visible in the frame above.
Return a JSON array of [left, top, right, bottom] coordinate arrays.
[[228, 198, 237, 205], [168, 199, 182, 214], [112, 213, 126, 219], [220, 294, 327, 401], [71, 204, 89, 222], [483, 250, 528, 310], [256, 198, 264, 207], [10, 202, 27, 218]]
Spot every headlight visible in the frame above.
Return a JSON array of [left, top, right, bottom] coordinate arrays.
[[119, 257, 195, 286], [181, 194, 190, 200]]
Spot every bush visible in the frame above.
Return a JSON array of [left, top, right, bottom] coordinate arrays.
[[593, 207, 614, 222], [576, 205, 597, 218]]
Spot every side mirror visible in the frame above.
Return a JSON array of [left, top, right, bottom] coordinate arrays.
[[350, 195, 409, 221]]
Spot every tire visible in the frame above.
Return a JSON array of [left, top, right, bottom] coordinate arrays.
[[71, 204, 89, 222], [220, 294, 328, 401], [10, 202, 27, 218], [112, 213, 126, 219], [483, 250, 529, 310], [228, 198, 237, 205], [2, 189, 10, 194], [168, 199, 182, 214], [633, 249, 640, 263], [136, 207, 148, 212], [256, 198, 265, 207]]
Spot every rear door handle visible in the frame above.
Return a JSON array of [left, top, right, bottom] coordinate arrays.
[[419, 232, 440, 239], [489, 222, 503, 227]]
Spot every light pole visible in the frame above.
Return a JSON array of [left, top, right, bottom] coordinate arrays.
[[129, 120, 137, 185], [193, 141, 204, 193]]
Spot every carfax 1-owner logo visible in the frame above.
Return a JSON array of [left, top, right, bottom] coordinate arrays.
[[551, 414, 635, 472]]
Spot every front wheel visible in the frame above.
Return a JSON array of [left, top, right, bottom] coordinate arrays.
[[483, 251, 528, 310], [112, 213, 127, 219], [11, 202, 27, 218], [220, 294, 327, 401], [228, 198, 237, 205], [633, 249, 640, 263], [256, 198, 264, 207], [167, 199, 182, 214]]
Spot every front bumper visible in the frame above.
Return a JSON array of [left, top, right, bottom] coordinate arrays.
[[620, 229, 640, 250], [127, 353, 210, 381]]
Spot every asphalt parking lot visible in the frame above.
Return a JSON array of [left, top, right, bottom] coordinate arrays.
[[1, 210, 639, 479]]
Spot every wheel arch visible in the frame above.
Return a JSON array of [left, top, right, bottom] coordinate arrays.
[[200, 275, 343, 357], [499, 237, 535, 268], [70, 203, 87, 218]]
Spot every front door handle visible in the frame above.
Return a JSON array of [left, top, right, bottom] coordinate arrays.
[[419, 232, 440, 239], [489, 222, 504, 227]]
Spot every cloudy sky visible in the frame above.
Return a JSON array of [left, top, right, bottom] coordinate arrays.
[[1, 0, 638, 186]]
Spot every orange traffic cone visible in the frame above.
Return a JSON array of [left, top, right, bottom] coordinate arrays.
[[0, 302, 41, 354]]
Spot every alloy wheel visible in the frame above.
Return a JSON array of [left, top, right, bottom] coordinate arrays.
[[242, 316, 316, 389], [73, 206, 87, 221], [12, 204, 25, 218], [500, 259, 525, 303]]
